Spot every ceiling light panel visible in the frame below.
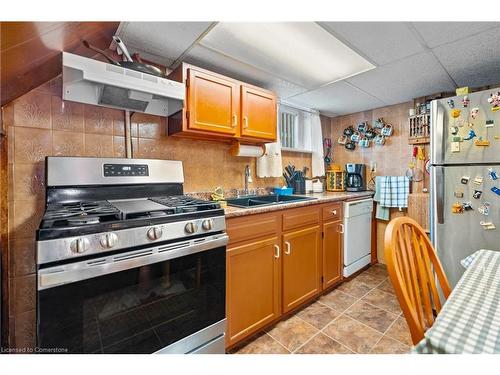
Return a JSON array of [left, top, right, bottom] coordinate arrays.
[[200, 22, 375, 89]]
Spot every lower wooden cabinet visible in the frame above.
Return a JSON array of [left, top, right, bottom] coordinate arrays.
[[282, 226, 321, 313], [226, 236, 281, 347], [322, 220, 343, 289]]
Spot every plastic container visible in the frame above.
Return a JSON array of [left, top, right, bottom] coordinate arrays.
[[273, 187, 293, 196]]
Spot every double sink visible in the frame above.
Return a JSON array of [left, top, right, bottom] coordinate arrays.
[[226, 194, 315, 208]]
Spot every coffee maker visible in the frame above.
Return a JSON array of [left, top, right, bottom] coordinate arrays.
[[345, 163, 366, 191]]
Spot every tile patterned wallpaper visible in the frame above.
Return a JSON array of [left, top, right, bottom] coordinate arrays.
[[325, 102, 430, 263], [1, 76, 316, 349]]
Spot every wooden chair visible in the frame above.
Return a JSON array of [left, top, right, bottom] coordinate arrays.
[[384, 217, 452, 345]]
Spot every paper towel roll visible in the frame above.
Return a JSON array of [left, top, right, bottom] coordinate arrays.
[[230, 142, 265, 157]]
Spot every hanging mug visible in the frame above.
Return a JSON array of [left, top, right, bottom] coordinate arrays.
[[359, 137, 371, 148], [337, 135, 348, 145], [374, 134, 386, 145], [345, 141, 356, 150], [374, 118, 385, 129], [343, 126, 354, 136], [350, 131, 361, 143], [357, 121, 369, 133], [381, 123, 393, 137], [365, 128, 377, 139]]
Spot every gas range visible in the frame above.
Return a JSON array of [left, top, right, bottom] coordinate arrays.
[[36, 157, 227, 354]]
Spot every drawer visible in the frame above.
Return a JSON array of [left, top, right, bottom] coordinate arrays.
[[322, 203, 342, 222], [227, 212, 280, 245], [282, 206, 320, 232]]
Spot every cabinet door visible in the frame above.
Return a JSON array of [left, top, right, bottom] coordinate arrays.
[[323, 221, 343, 289], [226, 237, 281, 347], [240, 85, 277, 140], [187, 68, 239, 135], [282, 226, 321, 313]]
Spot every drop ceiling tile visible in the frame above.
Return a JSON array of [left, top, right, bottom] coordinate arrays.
[[346, 51, 456, 105], [432, 26, 500, 88], [185, 45, 308, 99], [117, 22, 213, 65], [287, 81, 385, 116], [412, 22, 500, 48], [319, 22, 425, 65]]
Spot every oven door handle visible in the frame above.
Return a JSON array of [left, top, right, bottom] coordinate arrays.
[[38, 234, 229, 290]]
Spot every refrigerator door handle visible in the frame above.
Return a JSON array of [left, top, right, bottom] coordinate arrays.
[[435, 166, 445, 224], [431, 100, 446, 165]]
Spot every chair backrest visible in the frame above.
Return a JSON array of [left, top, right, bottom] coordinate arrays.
[[384, 217, 451, 345]]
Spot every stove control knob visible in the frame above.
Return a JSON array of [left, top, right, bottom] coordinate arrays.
[[147, 226, 163, 241], [202, 219, 214, 231], [100, 233, 118, 249], [70, 237, 90, 254], [184, 222, 198, 234]]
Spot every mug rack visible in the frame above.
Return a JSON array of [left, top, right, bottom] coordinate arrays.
[[408, 113, 431, 144]]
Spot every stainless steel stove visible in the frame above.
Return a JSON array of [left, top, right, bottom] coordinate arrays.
[[36, 157, 227, 354]]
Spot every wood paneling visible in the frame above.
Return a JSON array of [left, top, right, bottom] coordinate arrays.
[[322, 220, 343, 289], [1, 22, 119, 106]]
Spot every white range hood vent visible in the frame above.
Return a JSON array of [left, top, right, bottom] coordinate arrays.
[[62, 52, 184, 116]]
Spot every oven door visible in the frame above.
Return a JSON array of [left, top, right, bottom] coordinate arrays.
[[37, 234, 227, 354]]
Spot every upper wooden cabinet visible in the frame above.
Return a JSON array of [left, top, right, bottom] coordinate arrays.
[[240, 85, 277, 140], [187, 69, 240, 136], [168, 63, 277, 143]]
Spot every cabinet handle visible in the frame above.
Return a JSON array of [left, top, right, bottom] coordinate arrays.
[[331, 209, 337, 215], [338, 224, 345, 233], [243, 116, 249, 129], [274, 244, 280, 259], [232, 114, 237, 128], [284, 241, 291, 255]]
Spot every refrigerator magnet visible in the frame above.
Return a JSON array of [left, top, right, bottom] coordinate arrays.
[[488, 91, 500, 111], [461, 176, 470, 184], [452, 136, 463, 142], [454, 190, 464, 198], [473, 176, 483, 185], [475, 138, 490, 147], [485, 120, 494, 128], [447, 99, 455, 108], [451, 142, 460, 152], [462, 202, 473, 211], [480, 221, 496, 230], [488, 168, 498, 180], [452, 202, 464, 213], [491, 186, 500, 196], [473, 190, 482, 199], [449, 125, 459, 135], [462, 96, 470, 108], [463, 129, 476, 141], [478, 202, 491, 216], [471, 107, 479, 119], [451, 109, 461, 118]]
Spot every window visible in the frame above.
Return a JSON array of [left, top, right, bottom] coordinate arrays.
[[279, 104, 313, 153]]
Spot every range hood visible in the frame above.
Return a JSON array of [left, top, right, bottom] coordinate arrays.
[[62, 52, 184, 116]]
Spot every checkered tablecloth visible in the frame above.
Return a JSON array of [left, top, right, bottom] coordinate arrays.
[[413, 249, 500, 354]]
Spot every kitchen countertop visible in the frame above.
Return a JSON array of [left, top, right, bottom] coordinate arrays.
[[224, 191, 374, 218]]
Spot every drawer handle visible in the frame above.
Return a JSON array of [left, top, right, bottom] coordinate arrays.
[[284, 241, 291, 255], [243, 116, 249, 129], [338, 224, 345, 233], [232, 114, 237, 128], [331, 209, 337, 215], [274, 244, 280, 259]]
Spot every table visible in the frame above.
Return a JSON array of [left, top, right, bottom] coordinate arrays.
[[413, 249, 500, 354]]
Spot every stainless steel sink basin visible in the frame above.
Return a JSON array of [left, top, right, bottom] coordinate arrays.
[[226, 194, 315, 208]]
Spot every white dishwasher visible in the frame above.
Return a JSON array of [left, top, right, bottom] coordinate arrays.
[[343, 198, 373, 277]]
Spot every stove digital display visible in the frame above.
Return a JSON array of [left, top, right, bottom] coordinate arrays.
[[103, 164, 149, 177]]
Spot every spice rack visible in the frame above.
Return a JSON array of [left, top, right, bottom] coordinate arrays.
[[408, 113, 430, 144]]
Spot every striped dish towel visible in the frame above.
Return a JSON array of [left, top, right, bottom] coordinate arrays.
[[379, 176, 410, 209]]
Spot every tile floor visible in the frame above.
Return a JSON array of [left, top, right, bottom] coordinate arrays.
[[232, 264, 413, 354]]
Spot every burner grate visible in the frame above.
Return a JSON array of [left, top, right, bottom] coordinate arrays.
[[41, 201, 121, 228], [150, 196, 221, 213]]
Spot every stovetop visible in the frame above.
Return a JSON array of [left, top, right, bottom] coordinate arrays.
[[37, 195, 223, 241]]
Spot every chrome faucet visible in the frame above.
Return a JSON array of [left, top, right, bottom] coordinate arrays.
[[244, 165, 252, 196]]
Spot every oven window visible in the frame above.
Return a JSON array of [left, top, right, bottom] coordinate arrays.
[[38, 247, 225, 354]]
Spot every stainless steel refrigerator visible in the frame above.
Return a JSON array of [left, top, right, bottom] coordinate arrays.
[[430, 88, 500, 286]]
